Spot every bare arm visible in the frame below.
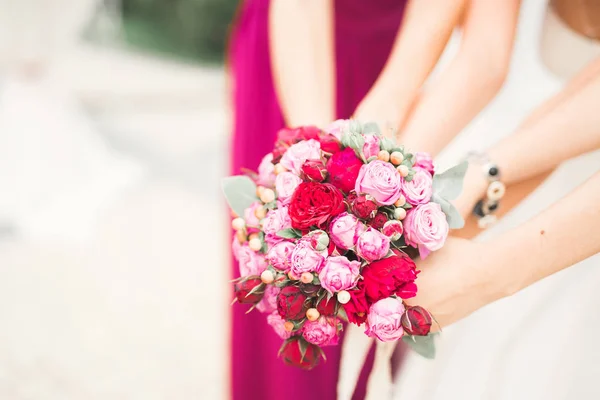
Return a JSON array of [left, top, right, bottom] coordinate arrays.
[[269, 0, 335, 127]]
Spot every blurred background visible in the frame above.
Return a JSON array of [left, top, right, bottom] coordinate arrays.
[[0, 0, 237, 398]]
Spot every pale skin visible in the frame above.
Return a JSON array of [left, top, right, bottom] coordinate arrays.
[[408, 59, 600, 329]]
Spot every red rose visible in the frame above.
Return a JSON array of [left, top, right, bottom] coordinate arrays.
[[361, 250, 418, 303], [326, 148, 364, 193], [277, 126, 320, 145], [301, 160, 327, 182], [234, 277, 265, 304], [342, 283, 370, 325], [401, 306, 433, 336], [369, 212, 388, 230], [288, 182, 345, 230], [318, 133, 342, 154], [352, 194, 379, 220], [316, 297, 339, 316], [277, 286, 310, 320], [279, 336, 322, 370]]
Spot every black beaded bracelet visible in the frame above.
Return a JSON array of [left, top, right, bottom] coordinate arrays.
[[465, 152, 505, 229]]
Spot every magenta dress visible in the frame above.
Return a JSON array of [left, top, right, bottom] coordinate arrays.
[[229, 1, 406, 399]]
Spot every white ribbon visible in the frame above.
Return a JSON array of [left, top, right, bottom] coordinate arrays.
[[337, 324, 396, 400]]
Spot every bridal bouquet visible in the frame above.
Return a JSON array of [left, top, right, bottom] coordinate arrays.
[[224, 120, 466, 370]]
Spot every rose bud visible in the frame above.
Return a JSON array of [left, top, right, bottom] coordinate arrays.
[[316, 297, 338, 316], [369, 211, 388, 230], [301, 159, 328, 182], [352, 194, 379, 220], [401, 305, 433, 336], [234, 277, 265, 304], [309, 230, 330, 252], [277, 286, 310, 320], [382, 220, 404, 241], [365, 298, 405, 342], [279, 337, 322, 370], [299, 282, 321, 297], [318, 133, 342, 154], [326, 147, 363, 193]]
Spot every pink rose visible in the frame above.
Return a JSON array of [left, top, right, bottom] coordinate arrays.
[[324, 119, 349, 140], [290, 240, 327, 276], [404, 203, 449, 259], [257, 285, 281, 313], [356, 227, 390, 262], [243, 202, 263, 229], [318, 256, 361, 294], [275, 172, 302, 205], [413, 152, 435, 175], [401, 168, 433, 205], [329, 213, 361, 250], [237, 245, 268, 276], [262, 206, 292, 245], [365, 298, 405, 342], [267, 311, 292, 340], [302, 317, 339, 346], [257, 153, 276, 187], [232, 237, 243, 260], [362, 134, 380, 159], [382, 220, 404, 241], [266, 241, 295, 271], [280, 139, 321, 175], [355, 160, 402, 205]]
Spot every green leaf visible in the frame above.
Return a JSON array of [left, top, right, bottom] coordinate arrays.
[[276, 228, 303, 239], [431, 193, 465, 229], [362, 122, 381, 136], [221, 176, 258, 218], [433, 161, 468, 201], [380, 137, 396, 153], [402, 333, 438, 359], [348, 120, 363, 135], [298, 337, 308, 360]]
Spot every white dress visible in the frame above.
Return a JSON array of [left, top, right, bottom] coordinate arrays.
[[393, 1, 600, 399]]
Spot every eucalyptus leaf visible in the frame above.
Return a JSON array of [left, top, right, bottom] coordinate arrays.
[[362, 122, 381, 136], [221, 176, 258, 218], [380, 137, 397, 153], [433, 161, 468, 200], [276, 228, 302, 239], [431, 193, 465, 229], [402, 333, 438, 359], [348, 120, 363, 135]]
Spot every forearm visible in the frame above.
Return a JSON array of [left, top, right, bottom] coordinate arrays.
[[487, 171, 600, 297], [269, 0, 335, 127]]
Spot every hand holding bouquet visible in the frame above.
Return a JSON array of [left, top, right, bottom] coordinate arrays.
[[224, 120, 466, 369]]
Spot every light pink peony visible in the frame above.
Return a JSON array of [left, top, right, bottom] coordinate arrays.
[[324, 119, 349, 140], [232, 237, 243, 260], [267, 311, 292, 339], [280, 139, 322, 175], [275, 172, 302, 205], [257, 153, 276, 187], [302, 317, 339, 346], [262, 206, 292, 245], [290, 240, 327, 276], [318, 256, 361, 294], [401, 168, 433, 205], [243, 202, 263, 229], [329, 212, 361, 250], [365, 298, 405, 342], [266, 241, 296, 271], [355, 227, 391, 262], [362, 134, 381, 159], [413, 152, 435, 175], [256, 285, 281, 313], [237, 245, 268, 276], [404, 203, 449, 259], [355, 160, 402, 205]]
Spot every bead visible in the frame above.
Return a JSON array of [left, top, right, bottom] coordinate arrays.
[[231, 217, 245, 231], [306, 308, 320, 321], [394, 207, 407, 220], [337, 290, 351, 304], [300, 272, 314, 284], [487, 181, 506, 201], [390, 151, 404, 165], [260, 188, 275, 204], [261, 270, 274, 284], [288, 271, 298, 280], [394, 195, 406, 207], [397, 165, 409, 177], [235, 230, 247, 243], [249, 238, 262, 251], [488, 202, 499, 212], [256, 186, 265, 197], [254, 207, 267, 220], [274, 163, 286, 174], [284, 321, 294, 332], [489, 166, 499, 177], [377, 150, 390, 162]]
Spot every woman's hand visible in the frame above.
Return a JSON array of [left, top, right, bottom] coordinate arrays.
[[405, 237, 506, 330]]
